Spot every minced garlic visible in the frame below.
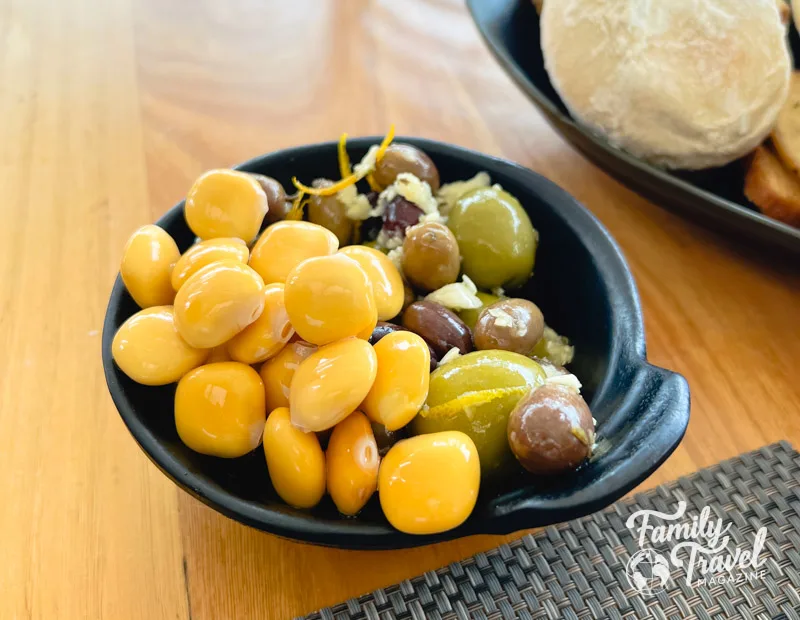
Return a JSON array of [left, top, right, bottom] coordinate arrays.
[[436, 171, 491, 215], [425, 274, 481, 310]]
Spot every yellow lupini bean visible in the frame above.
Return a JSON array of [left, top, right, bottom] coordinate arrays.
[[175, 362, 267, 458], [379, 431, 480, 535], [263, 407, 326, 509], [290, 338, 378, 432], [184, 169, 268, 241], [227, 283, 294, 364], [284, 253, 376, 345], [249, 220, 338, 285], [171, 237, 249, 291], [326, 411, 380, 516], [112, 306, 208, 385], [339, 245, 404, 321], [120, 225, 181, 308], [362, 331, 430, 431], [173, 259, 265, 348], [259, 340, 317, 412]]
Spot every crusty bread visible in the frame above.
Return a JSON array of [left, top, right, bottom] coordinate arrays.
[[777, 0, 791, 25], [772, 73, 800, 177], [541, 0, 791, 170], [744, 146, 800, 228]]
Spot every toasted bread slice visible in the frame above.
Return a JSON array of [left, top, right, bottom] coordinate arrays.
[[777, 0, 791, 25], [772, 72, 800, 176], [533, 0, 543, 14], [744, 146, 800, 227]]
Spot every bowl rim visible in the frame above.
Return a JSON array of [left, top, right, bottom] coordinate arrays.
[[102, 136, 689, 549], [465, 0, 800, 253]]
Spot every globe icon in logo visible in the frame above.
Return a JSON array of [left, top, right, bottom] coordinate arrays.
[[626, 548, 671, 595]]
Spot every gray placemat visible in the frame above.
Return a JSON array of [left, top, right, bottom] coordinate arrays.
[[303, 441, 800, 620]]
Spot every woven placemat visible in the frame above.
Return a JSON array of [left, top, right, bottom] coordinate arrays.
[[303, 441, 800, 620]]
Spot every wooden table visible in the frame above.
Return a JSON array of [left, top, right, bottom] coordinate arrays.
[[2, 0, 798, 617]]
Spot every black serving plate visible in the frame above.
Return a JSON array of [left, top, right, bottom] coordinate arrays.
[[468, 0, 800, 256], [102, 137, 690, 549]]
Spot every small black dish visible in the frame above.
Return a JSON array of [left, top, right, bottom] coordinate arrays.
[[467, 0, 800, 256], [102, 137, 690, 549]]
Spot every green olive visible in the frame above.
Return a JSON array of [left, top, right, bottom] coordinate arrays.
[[458, 291, 500, 330], [447, 187, 537, 291], [410, 350, 545, 476]]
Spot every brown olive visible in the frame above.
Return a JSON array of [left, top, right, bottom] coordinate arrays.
[[401, 301, 472, 358], [372, 144, 440, 191], [402, 222, 460, 293], [368, 321, 438, 371], [382, 196, 423, 236], [370, 420, 408, 456], [307, 179, 353, 245], [474, 298, 544, 355], [251, 174, 289, 224], [507, 384, 594, 475]]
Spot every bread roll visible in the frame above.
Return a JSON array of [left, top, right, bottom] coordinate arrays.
[[541, 0, 791, 169]]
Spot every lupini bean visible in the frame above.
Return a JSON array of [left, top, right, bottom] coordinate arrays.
[[326, 411, 379, 515], [379, 431, 479, 535], [173, 260, 265, 349], [120, 225, 181, 308], [175, 362, 266, 458], [263, 407, 326, 508], [112, 306, 208, 385], [185, 169, 268, 241]]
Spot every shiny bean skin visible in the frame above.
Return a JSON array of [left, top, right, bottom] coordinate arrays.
[[112, 306, 208, 385], [226, 283, 294, 364], [259, 340, 317, 412], [175, 362, 266, 458], [362, 331, 430, 431], [171, 237, 249, 291], [289, 338, 378, 432], [263, 407, 326, 508], [185, 169, 268, 241], [249, 220, 339, 285], [339, 245, 404, 321], [401, 301, 472, 358], [284, 253, 377, 346], [369, 321, 438, 371], [326, 411, 379, 515], [120, 225, 181, 308], [173, 259, 266, 348], [378, 431, 479, 535]]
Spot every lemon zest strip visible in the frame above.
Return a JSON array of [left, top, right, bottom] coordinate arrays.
[[285, 190, 307, 220], [420, 386, 529, 419], [292, 125, 396, 197], [338, 132, 351, 180]]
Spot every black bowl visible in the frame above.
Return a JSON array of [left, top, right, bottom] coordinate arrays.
[[102, 137, 690, 549], [467, 0, 800, 256]]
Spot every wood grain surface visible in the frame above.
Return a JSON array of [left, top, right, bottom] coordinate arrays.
[[1, 0, 798, 618]]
